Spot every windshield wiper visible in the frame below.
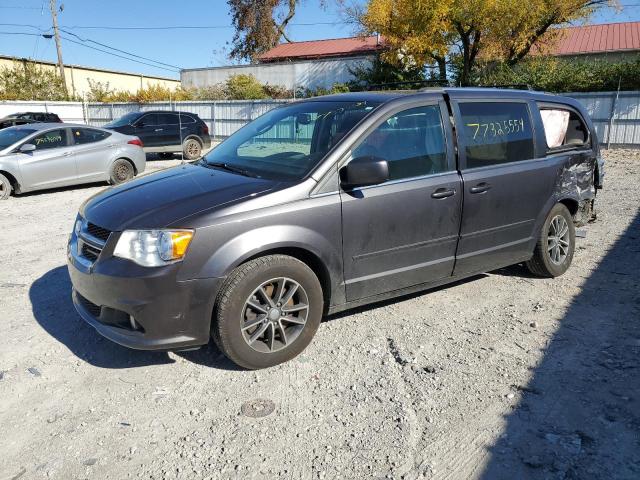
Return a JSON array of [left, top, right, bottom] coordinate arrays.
[[199, 160, 259, 178]]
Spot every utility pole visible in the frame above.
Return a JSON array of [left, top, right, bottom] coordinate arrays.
[[49, 0, 68, 96]]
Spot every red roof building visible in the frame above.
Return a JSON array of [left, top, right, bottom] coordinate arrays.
[[258, 35, 384, 63], [538, 21, 640, 58]]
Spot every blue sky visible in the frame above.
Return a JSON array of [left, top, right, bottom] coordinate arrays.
[[0, 0, 638, 80]]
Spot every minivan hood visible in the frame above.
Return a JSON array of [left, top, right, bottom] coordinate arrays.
[[80, 163, 279, 231]]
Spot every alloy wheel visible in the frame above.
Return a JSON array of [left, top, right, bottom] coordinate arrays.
[[547, 215, 570, 265], [241, 277, 309, 353]]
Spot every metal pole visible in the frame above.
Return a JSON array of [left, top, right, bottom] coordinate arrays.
[[606, 77, 622, 150], [49, 0, 68, 97]]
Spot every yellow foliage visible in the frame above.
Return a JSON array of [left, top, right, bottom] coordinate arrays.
[[361, 0, 614, 82]]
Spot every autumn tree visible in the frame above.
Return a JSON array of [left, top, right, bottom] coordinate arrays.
[[361, 0, 614, 86], [227, 0, 298, 62]]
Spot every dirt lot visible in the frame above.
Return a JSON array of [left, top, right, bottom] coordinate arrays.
[[1, 151, 639, 480]]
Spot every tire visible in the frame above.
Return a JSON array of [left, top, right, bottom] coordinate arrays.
[[109, 159, 135, 185], [182, 138, 202, 160], [212, 255, 324, 370], [526, 203, 575, 278], [158, 152, 174, 160], [0, 173, 12, 200]]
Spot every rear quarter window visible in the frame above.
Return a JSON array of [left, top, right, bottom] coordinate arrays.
[[538, 104, 590, 150], [458, 102, 535, 168]]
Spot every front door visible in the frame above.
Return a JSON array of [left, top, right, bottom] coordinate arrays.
[[133, 113, 160, 147], [451, 99, 556, 276], [18, 128, 76, 189], [156, 112, 181, 149], [340, 103, 462, 301]]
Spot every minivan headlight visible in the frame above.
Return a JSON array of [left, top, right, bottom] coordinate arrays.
[[114, 230, 194, 267]]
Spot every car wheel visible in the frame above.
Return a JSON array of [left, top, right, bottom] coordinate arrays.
[[212, 255, 324, 370], [0, 173, 12, 200], [183, 138, 202, 160], [526, 203, 575, 277], [109, 159, 135, 185]]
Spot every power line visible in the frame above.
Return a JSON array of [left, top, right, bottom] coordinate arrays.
[[59, 28, 182, 70], [59, 34, 180, 73], [59, 21, 349, 31], [0, 30, 181, 73]]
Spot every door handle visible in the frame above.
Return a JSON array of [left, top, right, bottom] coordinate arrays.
[[154, 128, 163, 132], [62, 151, 73, 157], [469, 182, 492, 194], [431, 188, 456, 199]]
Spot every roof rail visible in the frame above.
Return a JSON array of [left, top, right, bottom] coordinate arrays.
[[482, 84, 533, 90], [365, 79, 449, 91]]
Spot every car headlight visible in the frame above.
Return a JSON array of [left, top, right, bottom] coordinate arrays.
[[74, 217, 83, 236], [113, 230, 194, 267]]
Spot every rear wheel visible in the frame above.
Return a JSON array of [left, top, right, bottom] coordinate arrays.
[[183, 138, 202, 160], [526, 203, 575, 277], [109, 159, 135, 185], [212, 255, 324, 369], [0, 173, 12, 200]]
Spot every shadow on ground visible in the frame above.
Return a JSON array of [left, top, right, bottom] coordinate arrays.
[[29, 266, 239, 370], [480, 210, 640, 479]]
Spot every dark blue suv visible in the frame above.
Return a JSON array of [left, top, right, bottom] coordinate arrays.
[[105, 110, 211, 160]]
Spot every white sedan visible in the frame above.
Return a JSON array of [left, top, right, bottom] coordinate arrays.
[[0, 123, 146, 199]]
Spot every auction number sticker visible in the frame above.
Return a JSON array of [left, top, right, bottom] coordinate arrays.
[[465, 118, 525, 139], [35, 134, 62, 145]]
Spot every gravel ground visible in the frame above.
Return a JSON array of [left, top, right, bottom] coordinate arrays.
[[0, 150, 639, 480]]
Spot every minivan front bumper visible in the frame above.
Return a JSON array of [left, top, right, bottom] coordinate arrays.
[[67, 236, 221, 351]]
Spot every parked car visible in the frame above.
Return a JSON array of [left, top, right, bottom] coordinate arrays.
[[104, 111, 211, 160], [0, 123, 145, 199], [7, 111, 63, 123], [68, 88, 603, 369], [0, 117, 38, 130]]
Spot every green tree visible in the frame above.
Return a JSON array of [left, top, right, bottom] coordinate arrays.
[[0, 62, 69, 101]]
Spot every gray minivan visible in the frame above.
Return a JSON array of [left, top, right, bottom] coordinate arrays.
[[67, 88, 603, 369]]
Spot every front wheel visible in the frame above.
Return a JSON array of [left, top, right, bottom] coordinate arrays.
[[526, 203, 575, 277], [109, 159, 135, 185], [0, 173, 12, 200], [212, 255, 324, 369]]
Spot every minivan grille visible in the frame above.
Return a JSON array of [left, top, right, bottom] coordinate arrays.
[[86, 222, 111, 242], [81, 243, 101, 262]]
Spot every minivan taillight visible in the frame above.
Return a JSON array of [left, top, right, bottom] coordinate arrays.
[[202, 124, 209, 135], [128, 138, 143, 147]]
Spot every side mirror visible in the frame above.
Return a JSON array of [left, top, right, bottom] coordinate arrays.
[[340, 155, 389, 189], [19, 143, 36, 153]]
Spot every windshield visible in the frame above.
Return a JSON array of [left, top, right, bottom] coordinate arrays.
[[105, 112, 141, 128], [0, 128, 35, 150], [201, 100, 380, 181]]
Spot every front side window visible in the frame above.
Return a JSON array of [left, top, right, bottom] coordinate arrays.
[[136, 114, 158, 127], [105, 112, 141, 128], [352, 105, 448, 181], [201, 100, 380, 181], [0, 128, 36, 149], [31, 129, 68, 150], [459, 102, 534, 168], [72, 128, 111, 145], [539, 106, 589, 149]]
